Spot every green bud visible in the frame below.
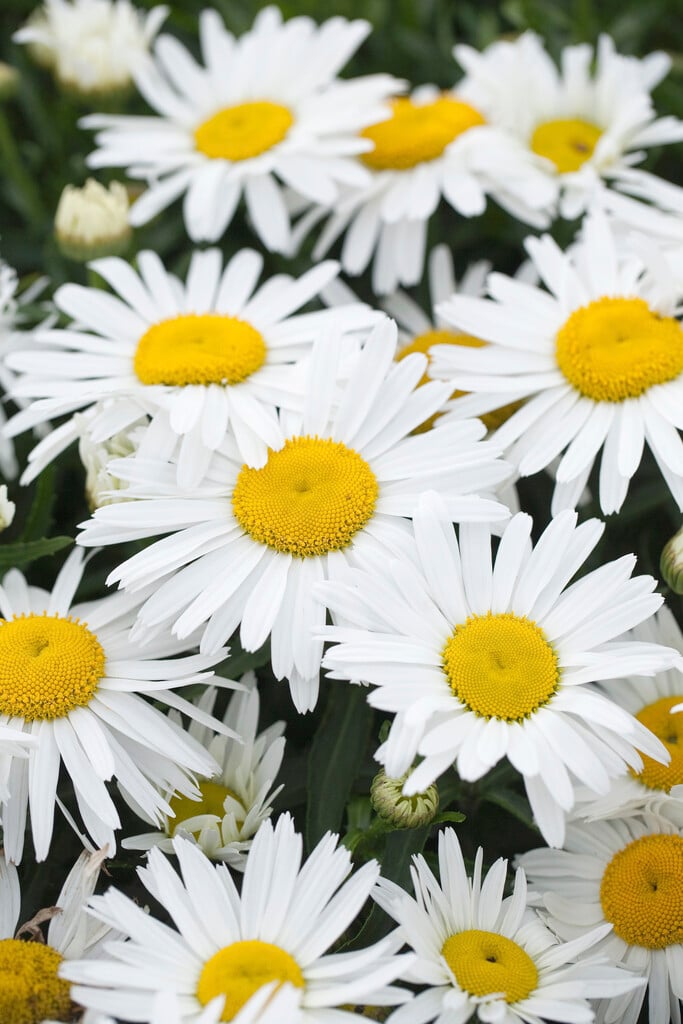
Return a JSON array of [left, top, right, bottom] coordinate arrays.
[[661, 524, 683, 595], [370, 768, 439, 829]]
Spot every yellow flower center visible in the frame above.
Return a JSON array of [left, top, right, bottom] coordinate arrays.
[[0, 939, 73, 1024], [397, 329, 522, 432], [530, 118, 602, 173], [442, 612, 559, 721], [630, 696, 683, 793], [196, 940, 304, 1021], [134, 314, 267, 388], [555, 297, 683, 402], [168, 779, 245, 836], [0, 614, 105, 721], [360, 96, 486, 171], [442, 930, 539, 1003], [232, 436, 379, 558], [600, 833, 683, 949], [194, 101, 294, 161]]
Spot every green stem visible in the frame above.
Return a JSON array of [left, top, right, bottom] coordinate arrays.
[[0, 108, 47, 227]]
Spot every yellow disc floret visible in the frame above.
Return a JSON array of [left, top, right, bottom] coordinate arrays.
[[232, 436, 379, 558], [397, 329, 522, 432], [442, 929, 539, 1003], [360, 96, 485, 171], [555, 297, 683, 403], [168, 779, 246, 836], [194, 101, 294, 161], [134, 314, 267, 388], [197, 940, 304, 1021], [600, 833, 683, 949], [0, 939, 73, 1024], [631, 695, 683, 792], [0, 613, 105, 721], [530, 118, 602, 173], [442, 612, 559, 721]]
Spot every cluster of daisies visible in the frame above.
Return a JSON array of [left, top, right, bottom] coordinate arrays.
[[0, 0, 683, 1022]]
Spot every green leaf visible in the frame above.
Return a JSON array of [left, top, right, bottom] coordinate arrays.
[[432, 811, 466, 825], [305, 683, 374, 851], [0, 536, 73, 570], [20, 465, 56, 542], [217, 640, 271, 679], [483, 787, 538, 831]]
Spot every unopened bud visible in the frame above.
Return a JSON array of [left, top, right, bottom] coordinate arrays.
[[0, 486, 16, 531], [661, 524, 683, 595], [370, 768, 439, 829], [55, 179, 131, 261]]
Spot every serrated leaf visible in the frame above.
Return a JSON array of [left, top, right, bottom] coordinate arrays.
[[0, 535, 73, 570], [305, 683, 373, 851]]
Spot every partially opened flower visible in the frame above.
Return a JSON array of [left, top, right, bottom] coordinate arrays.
[[123, 674, 285, 870], [81, 6, 399, 249], [432, 211, 683, 514], [519, 813, 683, 1024], [373, 827, 642, 1024], [455, 32, 683, 220], [5, 249, 376, 486], [77, 318, 511, 712], [0, 547, 234, 862], [320, 493, 678, 846], [62, 815, 413, 1022]]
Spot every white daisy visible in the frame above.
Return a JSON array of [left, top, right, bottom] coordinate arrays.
[[304, 84, 555, 294], [0, 846, 118, 1024], [432, 210, 683, 515], [519, 812, 683, 1024], [455, 32, 683, 220], [148, 982, 305, 1024], [373, 826, 642, 1024], [62, 814, 414, 1023], [80, 6, 399, 250], [320, 492, 680, 847], [0, 546, 236, 863], [4, 248, 379, 486], [123, 673, 285, 870], [77, 318, 511, 712]]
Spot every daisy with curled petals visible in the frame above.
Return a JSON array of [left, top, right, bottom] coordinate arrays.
[[62, 814, 414, 1023], [77, 318, 511, 712], [373, 826, 641, 1024], [81, 6, 399, 250], [4, 248, 377, 486], [320, 493, 679, 846], [519, 812, 683, 1024], [123, 673, 285, 870], [304, 84, 554, 295], [432, 211, 683, 515], [455, 32, 683, 220], [0, 847, 117, 1024], [0, 546, 235, 863]]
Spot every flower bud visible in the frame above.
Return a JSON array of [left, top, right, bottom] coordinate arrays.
[[55, 179, 131, 261], [662, 524, 683, 595], [0, 63, 20, 102], [370, 768, 439, 829], [0, 486, 15, 531], [77, 413, 144, 511]]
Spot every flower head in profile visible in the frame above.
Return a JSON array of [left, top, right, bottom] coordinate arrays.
[[432, 211, 683, 515], [0, 547, 235, 862], [77, 318, 511, 712], [374, 826, 642, 1024], [81, 6, 399, 250], [321, 494, 679, 846], [519, 812, 683, 1024], [63, 814, 413, 1023], [455, 32, 683, 220], [124, 674, 285, 870]]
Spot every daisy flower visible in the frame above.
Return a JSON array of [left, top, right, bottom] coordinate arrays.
[[305, 84, 555, 294], [431, 211, 683, 514], [519, 812, 683, 1024], [80, 6, 399, 250], [62, 814, 414, 1023], [0, 546, 236, 863], [455, 32, 683, 220], [123, 673, 285, 870], [320, 493, 679, 846], [13, 0, 168, 99], [0, 847, 117, 1024], [4, 248, 379, 487], [77, 318, 511, 712], [373, 826, 642, 1024]]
